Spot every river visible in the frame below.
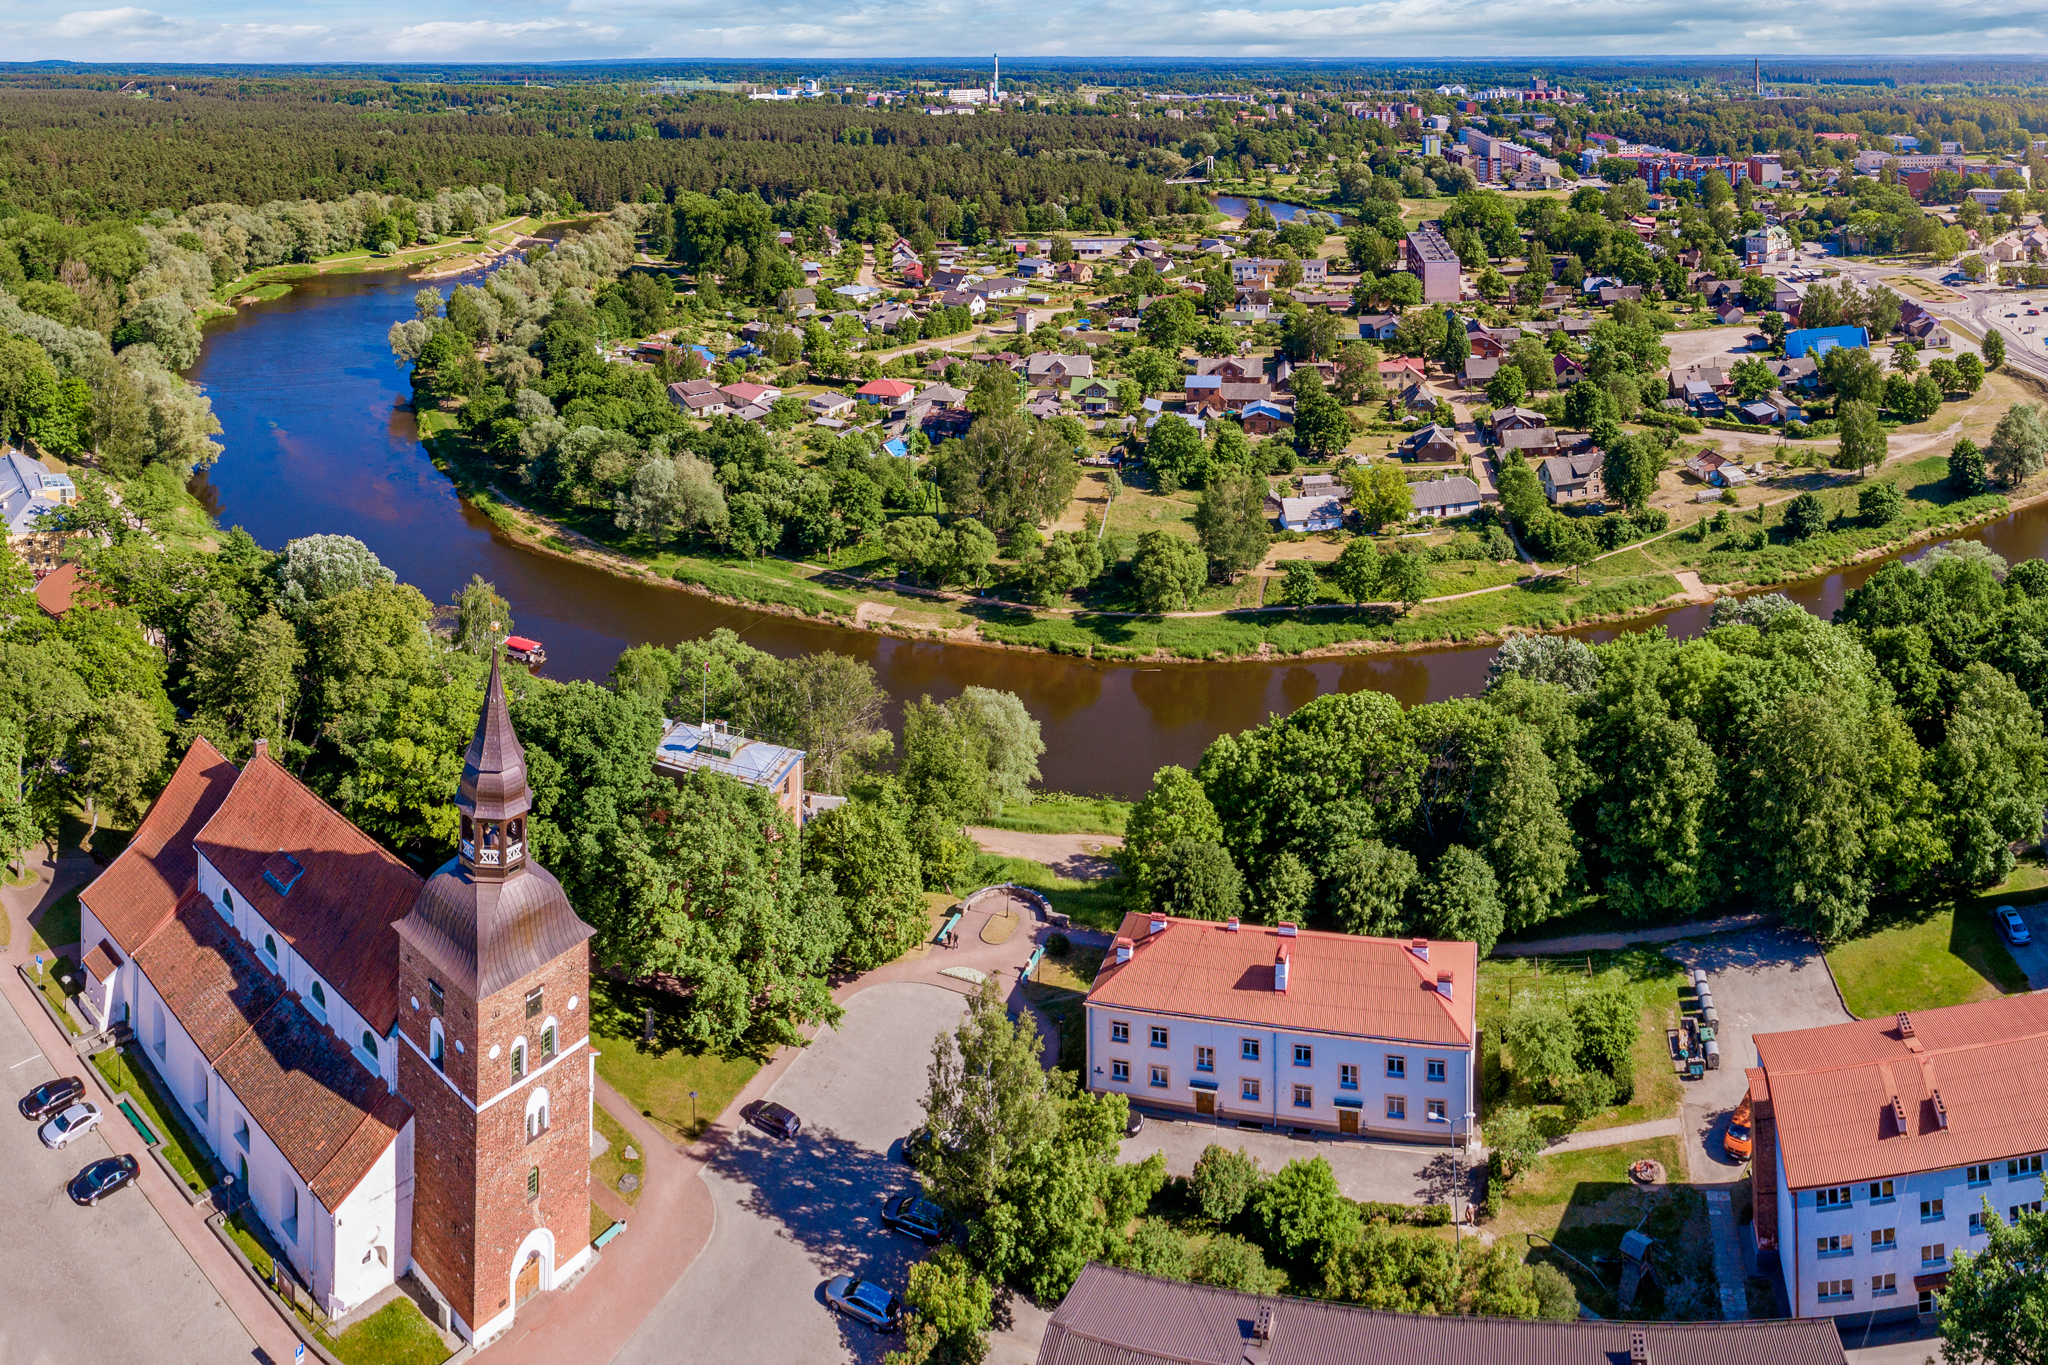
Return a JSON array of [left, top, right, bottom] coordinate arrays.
[[1208, 194, 1344, 227], [183, 265, 2048, 798]]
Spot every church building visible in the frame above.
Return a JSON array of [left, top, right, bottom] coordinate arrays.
[[74, 656, 595, 1344]]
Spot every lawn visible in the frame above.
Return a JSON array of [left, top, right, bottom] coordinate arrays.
[[591, 1205, 617, 1243], [32, 955, 83, 1035], [1477, 949, 1688, 1134], [980, 793, 1131, 836], [591, 1104, 645, 1207], [224, 1210, 275, 1280], [588, 980, 765, 1144], [970, 853, 1126, 932], [1824, 862, 2041, 1018], [93, 1044, 217, 1194], [321, 1296, 450, 1365], [29, 891, 81, 956]]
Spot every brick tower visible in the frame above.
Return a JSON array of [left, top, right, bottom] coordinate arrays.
[[392, 653, 596, 1342]]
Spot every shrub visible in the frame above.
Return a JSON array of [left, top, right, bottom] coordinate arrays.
[[1530, 1262, 1580, 1320], [1116, 1219, 1193, 1280], [1568, 985, 1638, 1075], [1558, 1069, 1618, 1124], [1631, 506, 1670, 535], [1254, 1157, 1362, 1268], [1783, 491, 1828, 540], [1411, 1202, 1454, 1227], [1045, 932, 1071, 958], [1609, 1049, 1638, 1105], [1191, 1234, 1276, 1292], [1191, 1144, 1265, 1225]]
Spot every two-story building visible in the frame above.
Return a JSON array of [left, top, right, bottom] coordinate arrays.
[[653, 718, 805, 823], [1084, 915, 1477, 1145], [1750, 994, 2048, 1326]]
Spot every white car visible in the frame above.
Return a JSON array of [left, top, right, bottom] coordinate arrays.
[[39, 1101, 102, 1150], [2000, 906, 2031, 946]]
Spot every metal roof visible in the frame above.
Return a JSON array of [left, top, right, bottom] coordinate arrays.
[[654, 718, 803, 792]]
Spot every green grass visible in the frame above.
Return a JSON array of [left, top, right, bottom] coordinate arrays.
[[591, 1105, 645, 1206], [588, 981, 764, 1144], [1478, 951, 1688, 1132], [1492, 1136, 1698, 1320], [971, 853, 1127, 932], [320, 1296, 450, 1365], [29, 891, 81, 956], [225, 1210, 275, 1280], [591, 1205, 618, 1243], [981, 793, 1131, 836], [1023, 985, 1088, 1073], [34, 956, 82, 1035], [92, 1045, 215, 1194], [1824, 862, 2040, 1018]]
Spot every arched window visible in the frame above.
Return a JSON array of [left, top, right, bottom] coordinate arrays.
[[263, 933, 278, 963], [539, 1019, 558, 1062], [360, 1030, 379, 1060], [525, 1087, 550, 1141], [510, 1039, 526, 1079], [219, 887, 235, 923], [527, 1166, 540, 1201], [310, 981, 325, 1009], [429, 1018, 445, 1070], [307, 980, 327, 1022]]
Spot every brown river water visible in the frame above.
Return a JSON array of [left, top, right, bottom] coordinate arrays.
[[185, 266, 2048, 796]]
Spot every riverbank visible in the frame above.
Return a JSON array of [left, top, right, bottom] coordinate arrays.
[[415, 405, 2042, 664], [204, 214, 580, 315]]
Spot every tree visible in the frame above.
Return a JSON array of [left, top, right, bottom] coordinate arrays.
[[1131, 530, 1207, 612], [1937, 1203, 2048, 1365], [1835, 399, 1888, 476], [1254, 1157, 1361, 1269], [1859, 481, 1904, 525], [1820, 345, 1885, 405], [1501, 1004, 1580, 1099], [945, 687, 1045, 816], [939, 413, 1079, 530], [1784, 491, 1829, 540], [1139, 294, 1198, 352], [1569, 986, 1639, 1077], [275, 534, 396, 621], [1191, 1144, 1264, 1225], [923, 977, 1059, 1215], [1381, 550, 1430, 613], [1949, 437, 1990, 495], [1956, 352, 1985, 394], [1484, 365, 1527, 409], [900, 696, 991, 824], [1324, 838, 1418, 937], [1417, 844, 1504, 954], [1600, 433, 1660, 513], [186, 600, 305, 758], [1546, 516, 1598, 583], [1352, 463, 1413, 532], [1191, 1235, 1276, 1293], [1150, 839, 1244, 921], [1119, 766, 1225, 895], [69, 693, 166, 844], [1728, 356, 1776, 402], [1332, 537, 1383, 602], [1144, 414, 1209, 493], [453, 575, 513, 658], [1488, 634, 1598, 694], [1290, 370, 1351, 461], [805, 799, 931, 971], [894, 1247, 993, 1365], [945, 520, 1000, 589], [1280, 559, 1320, 607], [1982, 328, 2006, 372], [1486, 1107, 1544, 1187], [1931, 663, 2048, 887], [1194, 470, 1272, 582], [1987, 403, 2048, 488]]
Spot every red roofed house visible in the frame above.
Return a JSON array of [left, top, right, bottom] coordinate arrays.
[[857, 378, 918, 404], [1751, 992, 2048, 1325], [1086, 914, 1476, 1144], [76, 656, 595, 1344]]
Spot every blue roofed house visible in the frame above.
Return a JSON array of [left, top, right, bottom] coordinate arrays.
[[3, 449, 76, 545], [653, 719, 807, 824], [1784, 325, 1870, 360], [881, 437, 911, 458]]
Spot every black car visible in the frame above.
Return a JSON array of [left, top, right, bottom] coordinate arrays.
[[1125, 1107, 1145, 1138], [18, 1076, 85, 1123], [881, 1194, 952, 1244], [900, 1126, 965, 1167], [69, 1154, 140, 1206], [743, 1100, 802, 1141]]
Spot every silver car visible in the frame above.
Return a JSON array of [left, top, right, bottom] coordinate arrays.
[[39, 1101, 102, 1150], [2000, 906, 2031, 946], [825, 1275, 902, 1332]]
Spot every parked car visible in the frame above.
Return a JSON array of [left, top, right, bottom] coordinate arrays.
[[743, 1100, 802, 1141], [2000, 906, 2031, 946], [899, 1126, 965, 1167], [18, 1076, 86, 1122], [39, 1101, 102, 1150], [882, 1194, 952, 1244], [1125, 1107, 1145, 1138], [1723, 1096, 1754, 1161], [69, 1154, 141, 1205], [825, 1275, 902, 1332]]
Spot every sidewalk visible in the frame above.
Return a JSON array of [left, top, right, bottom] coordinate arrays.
[[0, 845, 302, 1365], [1495, 913, 1778, 957], [1544, 1117, 1683, 1154]]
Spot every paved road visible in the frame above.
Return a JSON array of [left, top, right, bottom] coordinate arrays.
[[0, 980, 259, 1365], [613, 982, 1054, 1365]]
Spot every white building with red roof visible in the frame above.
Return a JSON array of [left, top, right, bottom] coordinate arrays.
[[1751, 994, 2048, 1325], [1085, 914, 1477, 1145], [74, 658, 597, 1344]]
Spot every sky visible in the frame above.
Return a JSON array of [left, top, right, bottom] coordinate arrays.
[[2, 0, 2046, 63]]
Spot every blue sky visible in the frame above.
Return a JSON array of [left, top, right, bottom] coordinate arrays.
[[3, 0, 2044, 63]]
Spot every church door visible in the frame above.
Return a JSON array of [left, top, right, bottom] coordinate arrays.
[[515, 1252, 542, 1306]]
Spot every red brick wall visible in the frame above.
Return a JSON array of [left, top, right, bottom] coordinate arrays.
[[398, 936, 592, 1333]]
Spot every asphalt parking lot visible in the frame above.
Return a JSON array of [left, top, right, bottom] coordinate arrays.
[[1121, 1104, 1478, 1208], [0, 986, 257, 1365], [1998, 902, 2048, 990], [616, 982, 1050, 1365]]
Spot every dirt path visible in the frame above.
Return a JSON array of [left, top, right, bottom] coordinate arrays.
[[966, 827, 1122, 879]]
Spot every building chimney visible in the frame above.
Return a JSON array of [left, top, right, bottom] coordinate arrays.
[[1932, 1088, 1949, 1130], [1629, 1326, 1650, 1365], [1436, 970, 1454, 1001], [1277, 922, 1298, 937], [1274, 942, 1291, 993], [1410, 937, 1429, 962], [1149, 916, 1167, 936], [1224, 917, 1240, 933], [1114, 936, 1133, 965], [1243, 1303, 1275, 1365], [1897, 1011, 1915, 1039]]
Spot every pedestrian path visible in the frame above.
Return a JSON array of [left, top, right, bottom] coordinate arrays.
[[1704, 1188, 1750, 1320], [1495, 913, 1776, 957], [1544, 1117, 1682, 1154]]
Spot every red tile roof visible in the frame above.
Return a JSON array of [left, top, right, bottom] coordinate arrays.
[[193, 744, 422, 1033], [82, 939, 121, 983], [1087, 914, 1475, 1046], [857, 378, 917, 398], [81, 738, 240, 954], [1755, 992, 2048, 1189], [35, 563, 83, 617], [134, 889, 286, 1060]]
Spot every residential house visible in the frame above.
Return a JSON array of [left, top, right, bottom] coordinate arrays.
[[719, 382, 781, 409], [911, 383, 969, 410], [1668, 364, 1732, 399], [1269, 495, 1344, 531], [1597, 285, 1646, 307], [2, 450, 76, 540], [35, 561, 83, 618], [919, 406, 972, 439], [1397, 382, 1439, 416], [1241, 401, 1294, 436], [1193, 357, 1261, 382], [805, 392, 855, 419], [1489, 406, 1550, 441], [1357, 314, 1400, 342], [1770, 356, 1821, 392], [1409, 476, 1484, 521], [1187, 382, 1277, 418], [1379, 356, 1428, 383], [1014, 257, 1053, 279], [1400, 424, 1462, 463], [1036, 1264, 1848, 1365], [1299, 474, 1350, 501], [1027, 353, 1096, 383], [1538, 452, 1605, 504], [1053, 261, 1094, 284], [1461, 356, 1501, 389], [1785, 325, 1871, 359], [1402, 227, 1463, 304], [967, 277, 1027, 302], [654, 719, 805, 824], [930, 269, 978, 292], [667, 381, 731, 418], [933, 290, 986, 316], [862, 302, 916, 333], [1750, 993, 2048, 1325], [1553, 353, 1586, 385], [1716, 304, 1748, 327], [777, 287, 817, 311], [855, 378, 918, 406], [832, 283, 880, 302], [1069, 378, 1120, 415], [900, 261, 927, 286], [1501, 426, 1562, 456], [1087, 916, 1478, 1142]]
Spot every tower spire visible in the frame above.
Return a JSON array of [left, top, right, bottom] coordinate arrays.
[[457, 650, 532, 880]]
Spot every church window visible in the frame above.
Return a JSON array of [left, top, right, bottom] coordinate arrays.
[[527, 1167, 540, 1201], [430, 1019, 445, 1070], [510, 1041, 526, 1079], [428, 978, 444, 1015], [525, 1087, 550, 1141], [263, 933, 278, 965], [540, 1024, 557, 1061], [526, 986, 544, 1019], [360, 1030, 379, 1060], [307, 981, 327, 1022]]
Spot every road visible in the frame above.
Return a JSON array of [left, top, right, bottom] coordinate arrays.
[[1815, 246, 2048, 385]]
